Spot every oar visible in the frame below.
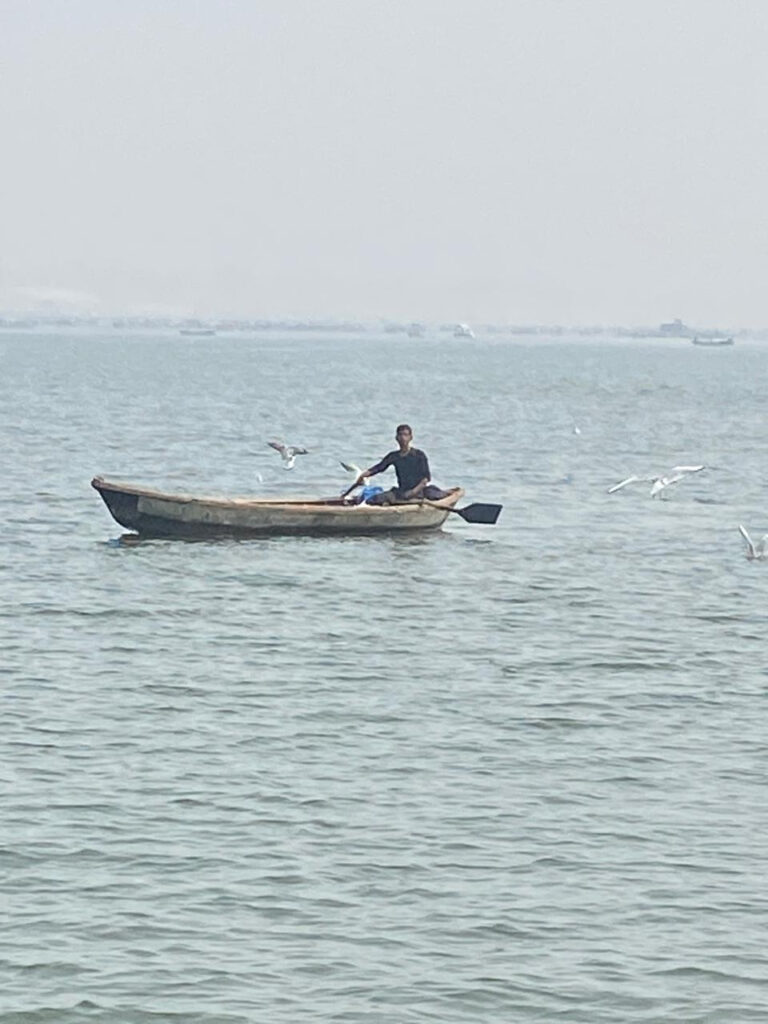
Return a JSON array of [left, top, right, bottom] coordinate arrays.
[[341, 479, 501, 524], [444, 502, 502, 525]]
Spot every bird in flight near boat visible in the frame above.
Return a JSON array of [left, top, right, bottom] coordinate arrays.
[[738, 525, 768, 561], [267, 440, 309, 469], [340, 461, 368, 481], [607, 465, 705, 498]]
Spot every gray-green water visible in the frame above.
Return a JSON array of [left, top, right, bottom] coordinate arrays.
[[2, 328, 767, 1022]]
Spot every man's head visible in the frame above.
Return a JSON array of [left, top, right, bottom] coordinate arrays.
[[395, 423, 413, 451]]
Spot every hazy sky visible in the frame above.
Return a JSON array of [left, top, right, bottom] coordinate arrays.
[[2, 0, 767, 324]]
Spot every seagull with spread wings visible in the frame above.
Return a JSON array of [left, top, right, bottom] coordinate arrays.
[[608, 465, 705, 499], [267, 440, 310, 469]]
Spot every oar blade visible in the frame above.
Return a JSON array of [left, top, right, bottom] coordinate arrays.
[[453, 502, 503, 525]]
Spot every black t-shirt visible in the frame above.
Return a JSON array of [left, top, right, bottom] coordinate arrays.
[[370, 448, 431, 492]]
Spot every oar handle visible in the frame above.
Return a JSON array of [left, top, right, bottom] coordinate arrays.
[[341, 477, 365, 499]]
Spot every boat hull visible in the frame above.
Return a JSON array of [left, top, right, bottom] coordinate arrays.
[[91, 477, 464, 538]]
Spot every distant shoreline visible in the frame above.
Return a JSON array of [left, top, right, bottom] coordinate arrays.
[[0, 316, 764, 340]]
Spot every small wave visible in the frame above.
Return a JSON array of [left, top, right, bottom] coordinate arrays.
[[649, 966, 766, 986], [0, 1008, 249, 1024]]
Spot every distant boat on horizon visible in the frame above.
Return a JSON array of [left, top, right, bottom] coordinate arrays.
[[692, 336, 734, 347], [660, 317, 688, 336], [180, 327, 216, 336], [453, 323, 475, 338]]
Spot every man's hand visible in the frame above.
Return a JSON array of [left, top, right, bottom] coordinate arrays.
[[341, 476, 364, 498], [403, 478, 429, 501]]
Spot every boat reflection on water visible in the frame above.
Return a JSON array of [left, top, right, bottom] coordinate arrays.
[[109, 528, 454, 549]]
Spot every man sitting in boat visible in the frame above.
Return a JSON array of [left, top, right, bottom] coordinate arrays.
[[342, 424, 451, 505]]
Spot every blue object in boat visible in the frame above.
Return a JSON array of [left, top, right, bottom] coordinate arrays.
[[361, 485, 383, 502]]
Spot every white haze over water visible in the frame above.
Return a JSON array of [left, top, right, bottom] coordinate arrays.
[[2, 0, 768, 325]]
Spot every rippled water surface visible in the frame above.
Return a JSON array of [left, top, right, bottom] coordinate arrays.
[[2, 328, 768, 1022]]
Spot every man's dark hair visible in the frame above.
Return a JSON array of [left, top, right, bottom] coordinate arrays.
[[396, 423, 412, 434]]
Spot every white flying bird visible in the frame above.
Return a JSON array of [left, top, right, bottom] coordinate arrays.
[[267, 440, 309, 469], [340, 461, 371, 494], [738, 525, 768, 561], [340, 461, 368, 481], [608, 465, 705, 498]]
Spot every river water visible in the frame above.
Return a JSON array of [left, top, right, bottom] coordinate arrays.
[[2, 327, 767, 1022]]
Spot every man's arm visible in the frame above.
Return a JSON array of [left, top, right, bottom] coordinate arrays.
[[402, 451, 431, 499], [401, 476, 430, 500]]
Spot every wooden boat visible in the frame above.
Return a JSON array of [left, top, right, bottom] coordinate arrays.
[[91, 476, 466, 538]]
